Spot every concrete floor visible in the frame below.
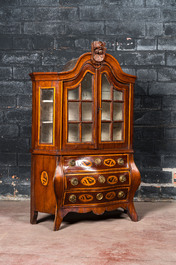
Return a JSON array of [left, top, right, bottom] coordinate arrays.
[[0, 201, 176, 265]]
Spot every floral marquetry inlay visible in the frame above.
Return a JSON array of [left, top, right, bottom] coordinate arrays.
[[79, 194, 94, 202], [81, 176, 96, 186], [104, 158, 116, 167], [81, 160, 92, 167], [107, 175, 118, 185], [40, 171, 48, 186], [105, 191, 116, 200]]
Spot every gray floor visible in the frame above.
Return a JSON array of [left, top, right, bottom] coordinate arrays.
[[0, 200, 176, 265]]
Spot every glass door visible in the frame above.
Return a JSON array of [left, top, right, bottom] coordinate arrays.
[[39, 87, 55, 145], [63, 71, 96, 150], [98, 70, 129, 149]]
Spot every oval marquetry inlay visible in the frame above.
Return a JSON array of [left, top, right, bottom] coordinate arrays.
[[104, 158, 116, 167], [81, 176, 96, 186], [105, 191, 116, 200], [81, 160, 92, 167], [79, 194, 93, 202], [41, 171, 48, 186], [107, 175, 118, 185]]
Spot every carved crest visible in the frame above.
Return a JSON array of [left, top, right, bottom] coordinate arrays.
[[91, 41, 106, 65]]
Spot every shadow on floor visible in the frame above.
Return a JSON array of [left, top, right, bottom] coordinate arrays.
[[37, 201, 172, 230], [37, 208, 126, 230]]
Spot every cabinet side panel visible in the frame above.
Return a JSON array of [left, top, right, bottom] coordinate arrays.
[[32, 155, 57, 214], [31, 81, 36, 149], [129, 83, 134, 150]]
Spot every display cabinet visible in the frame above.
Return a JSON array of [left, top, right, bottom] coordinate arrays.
[[30, 41, 141, 230]]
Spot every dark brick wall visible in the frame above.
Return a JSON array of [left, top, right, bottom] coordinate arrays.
[[0, 0, 176, 199]]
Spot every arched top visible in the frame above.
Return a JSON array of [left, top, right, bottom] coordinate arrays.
[[58, 41, 136, 84], [29, 42, 136, 84]]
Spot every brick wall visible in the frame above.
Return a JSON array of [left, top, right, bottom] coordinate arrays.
[[0, 0, 176, 199]]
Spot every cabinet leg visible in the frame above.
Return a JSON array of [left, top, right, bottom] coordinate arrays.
[[30, 210, 38, 224], [127, 202, 138, 222], [54, 209, 63, 231]]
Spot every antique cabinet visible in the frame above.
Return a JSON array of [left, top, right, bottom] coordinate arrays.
[[30, 41, 141, 231]]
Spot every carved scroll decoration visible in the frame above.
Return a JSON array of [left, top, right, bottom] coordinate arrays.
[[91, 41, 106, 66]]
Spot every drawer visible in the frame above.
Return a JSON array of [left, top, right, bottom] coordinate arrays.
[[64, 188, 129, 206], [65, 171, 130, 190], [63, 154, 128, 172]]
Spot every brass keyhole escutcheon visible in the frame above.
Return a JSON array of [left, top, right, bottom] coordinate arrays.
[[119, 175, 127, 183], [69, 159, 76, 167], [98, 175, 106, 184], [94, 157, 101, 165], [69, 194, 76, 203], [118, 191, 125, 199], [96, 193, 103, 200], [117, 158, 125, 166], [70, 177, 78, 186]]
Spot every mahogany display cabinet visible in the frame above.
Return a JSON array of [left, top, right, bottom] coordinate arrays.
[[29, 41, 141, 231]]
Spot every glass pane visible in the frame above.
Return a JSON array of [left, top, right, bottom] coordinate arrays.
[[41, 89, 53, 101], [68, 123, 79, 142], [113, 89, 123, 100], [113, 123, 122, 141], [102, 102, 111, 121], [82, 123, 92, 142], [41, 102, 53, 122], [82, 73, 92, 100], [82, 102, 92, 121], [40, 123, 53, 144], [68, 102, 79, 121], [113, 102, 123, 121], [101, 123, 111, 141], [40, 88, 54, 144], [68, 86, 79, 100], [102, 74, 111, 100]]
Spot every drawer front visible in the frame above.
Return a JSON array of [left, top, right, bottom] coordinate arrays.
[[64, 188, 129, 206], [63, 154, 128, 172], [65, 171, 130, 190]]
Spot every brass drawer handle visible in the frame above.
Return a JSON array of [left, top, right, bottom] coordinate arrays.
[[69, 159, 76, 167], [96, 193, 103, 200], [98, 175, 106, 184], [119, 175, 127, 183], [117, 158, 125, 166], [69, 194, 76, 203], [94, 157, 101, 165], [118, 191, 125, 199], [70, 177, 78, 186]]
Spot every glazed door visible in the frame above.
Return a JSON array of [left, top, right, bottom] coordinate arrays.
[[98, 67, 129, 149], [63, 66, 97, 150]]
